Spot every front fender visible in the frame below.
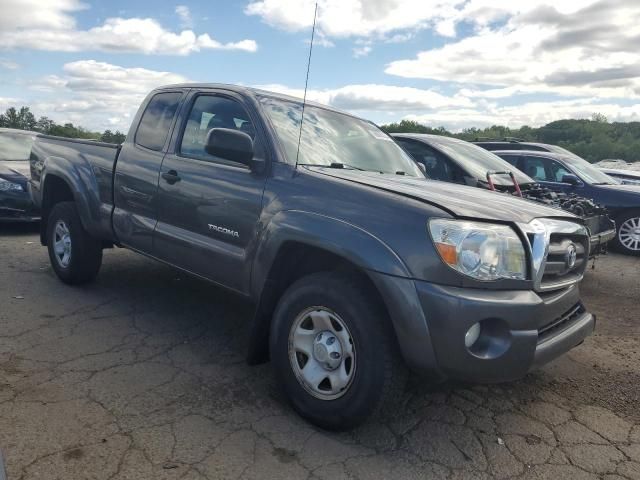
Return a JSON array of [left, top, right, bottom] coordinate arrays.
[[245, 209, 415, 365], [251, 209, 411, 298]]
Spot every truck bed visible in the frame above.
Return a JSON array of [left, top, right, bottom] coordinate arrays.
[[30, 135, 120, 242]]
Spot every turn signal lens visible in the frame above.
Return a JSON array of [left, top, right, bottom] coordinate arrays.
[[435, 242, 457, 265]]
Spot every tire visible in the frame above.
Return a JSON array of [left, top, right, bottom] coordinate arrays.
[[270, 271, 406, 430], [47, 201, 103, 284], [611, 210, 640, 256]]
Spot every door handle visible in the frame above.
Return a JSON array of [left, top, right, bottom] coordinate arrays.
[[162, 170, 181, 184]]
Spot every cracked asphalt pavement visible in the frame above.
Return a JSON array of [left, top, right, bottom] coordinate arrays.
[[1, 223, 639, 480]]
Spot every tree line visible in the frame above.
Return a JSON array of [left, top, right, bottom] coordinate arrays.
[[381, 115, 640, 163], [0, 106, 126, 144]]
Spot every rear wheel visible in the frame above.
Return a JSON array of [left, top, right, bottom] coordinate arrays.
[[612, 211, 640, 256], [270, 271, 406, 430], [47, 201, 103, 284]]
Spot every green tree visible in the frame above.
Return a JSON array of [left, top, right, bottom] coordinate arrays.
[[100, 130, 126, 144], [0, 106, 37, 130]]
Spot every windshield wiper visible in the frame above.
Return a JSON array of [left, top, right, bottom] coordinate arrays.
[[328, 162, 366, 171], [592, 182, 612, 185], [300, 162, 366, 171]]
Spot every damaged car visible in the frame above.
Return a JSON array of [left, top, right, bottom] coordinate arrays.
[[393, 134, 616, 256]]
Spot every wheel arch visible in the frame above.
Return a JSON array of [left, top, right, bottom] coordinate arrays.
[[38, 157, 104, 245], [246, 210, 411, 365]]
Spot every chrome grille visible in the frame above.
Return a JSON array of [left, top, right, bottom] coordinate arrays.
[[520, 218, 590, 292], [540, 233, 589, 291]]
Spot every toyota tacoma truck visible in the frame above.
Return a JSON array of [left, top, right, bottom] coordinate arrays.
[[30, 84, 596, 430]]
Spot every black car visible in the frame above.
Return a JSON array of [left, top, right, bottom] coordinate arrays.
[[392, 134, 615, 255], [490, 149, 640, 256], [0, 128, 39, 221]]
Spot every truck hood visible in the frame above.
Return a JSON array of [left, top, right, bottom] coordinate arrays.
[[0, 160, 30, 180], [308, 167, 579, 224]]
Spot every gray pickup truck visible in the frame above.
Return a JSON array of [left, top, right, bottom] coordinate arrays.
[[30, 84, 595, 429]]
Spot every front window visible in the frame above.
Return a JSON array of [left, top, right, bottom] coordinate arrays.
[[429, 137, 532, 185], [0, 132, 35, 161], [259, 96, 422, 176], [560, 155, 619, 185], [180, 95, 262, 165]]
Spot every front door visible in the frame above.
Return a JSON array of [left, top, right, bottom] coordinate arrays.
[[154, 92, 269, 294], [519, 155, 576, 193]]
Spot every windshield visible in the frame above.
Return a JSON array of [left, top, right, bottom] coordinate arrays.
[[0, 132, 35, 161], [560, 155, 619, 184], [429, 136, 532, 185], [259, 97, 422, 176]]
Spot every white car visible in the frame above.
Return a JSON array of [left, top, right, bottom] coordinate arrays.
[[596, 160, 640, 185]]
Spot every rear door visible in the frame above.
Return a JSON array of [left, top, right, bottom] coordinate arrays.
[[153, 90, 269, 294], [113, 91, 184, 253]]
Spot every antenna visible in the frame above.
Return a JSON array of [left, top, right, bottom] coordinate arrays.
[[294, 2, 318, 170]]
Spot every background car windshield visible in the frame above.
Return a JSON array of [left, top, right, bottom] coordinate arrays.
[[0, 133, 35, 160], [260, 97, 422, 176], [561, 155, 619, 184], [430, 137, 532, 185]]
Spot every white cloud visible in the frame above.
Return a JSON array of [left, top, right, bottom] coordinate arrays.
[[352, 45, 372, 58], [0, 0, 85, 31], [386, 0, 640, 99], [255, 83, 473, 111], [0, 59, 20, 70], [175, 5, 193, 29], [25, 60, 189, 131], [404, 98, 640, 131], [245, 0, 462, 40], [0, 1, 256, 55]]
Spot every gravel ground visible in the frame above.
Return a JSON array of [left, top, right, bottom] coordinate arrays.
[[1, 223, 639, 480]]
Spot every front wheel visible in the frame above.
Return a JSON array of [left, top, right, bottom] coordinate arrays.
[[270, 271, 406, 430], [47, 201, 103, 284], [612, 211, 640, 256]]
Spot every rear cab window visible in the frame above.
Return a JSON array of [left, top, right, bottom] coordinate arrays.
[[135, 92, 182, 151]]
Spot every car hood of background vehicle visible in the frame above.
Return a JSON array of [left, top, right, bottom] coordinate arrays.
[[309, 167, 578, 224], [0, 161, 30, 181], [597, 183, 640, 194]]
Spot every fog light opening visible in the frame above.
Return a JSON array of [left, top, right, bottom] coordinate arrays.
[[465, 322, 481, 348]]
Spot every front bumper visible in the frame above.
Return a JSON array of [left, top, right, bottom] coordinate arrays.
[[370, 272, 594, 382], [585, 214, 616, 256], [589, 228, 616, 255]]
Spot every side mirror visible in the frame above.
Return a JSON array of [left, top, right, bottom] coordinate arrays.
[[561, 174, 581, 186], [416, 162, 427, 176], [205, 128, 254, 165]]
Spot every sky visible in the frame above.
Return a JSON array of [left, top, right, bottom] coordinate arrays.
[[1, 0, 640, 132]]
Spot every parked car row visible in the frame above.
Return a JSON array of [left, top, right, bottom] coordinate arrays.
[[0, 128, 40, 222], [392, 134, 616, 256], [471, 140, 640, 256]]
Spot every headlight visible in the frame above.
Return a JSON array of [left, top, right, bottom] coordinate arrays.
[[429, 218, 527, 281], [0, 178, 23, 192]]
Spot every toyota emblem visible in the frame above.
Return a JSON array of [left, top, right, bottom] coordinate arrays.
[[565, 243, 577, 269]]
